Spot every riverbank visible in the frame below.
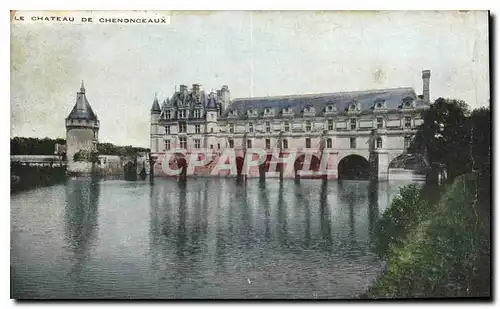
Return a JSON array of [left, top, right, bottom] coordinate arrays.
[[11, 163, 67, 193], [363, 172, 490, 298]]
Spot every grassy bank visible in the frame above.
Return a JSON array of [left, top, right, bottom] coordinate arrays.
[[365, 172, 490, 298]]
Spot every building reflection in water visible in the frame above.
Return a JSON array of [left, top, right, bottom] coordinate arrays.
[[319, 180, 333, 250], [145, 177, 395, 296], [259, 180, 271, 241], [294, 181, 311, 249], [368, 181, 379, 241], [64, 176, 100, 283], [276, 181, 288, 247]]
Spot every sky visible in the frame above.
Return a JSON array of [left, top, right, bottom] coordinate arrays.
[[10, 11, 490, 148]]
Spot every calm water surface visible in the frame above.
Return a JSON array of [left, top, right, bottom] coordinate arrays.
[[11, 177, 418, 299]]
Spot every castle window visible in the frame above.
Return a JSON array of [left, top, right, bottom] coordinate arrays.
[[178, 110, 186, 119], [376, 138, 383, 149], [265, 138, 271, 149], [248, 123, 253, 133], [179, 121, 187, 133], [377, 117, 384, 128], [247, 139, 252, 149], [195, 124, 201, 134], [377, 103, 382, 108], [166, 110, 171, 119], [350, 118, 357, 130], [165, 125, 170, 135], [194, 109, 201, 118], [404, 117, 412, 128], [284, 121, 290, 132], [327, 120, 334, 131], [405, 101, 412, 107], [210, 144, 214, 149], [229, 124, 234, 133], [165, 140, 171, 151], [282, 139, 288, 149], [327, 138, 332, 148], [210, 127, 214, 133], [194, 139, 201, 149], [179, 137, 187, 149], [265, 108, 270, 114], [350, 137, 356, 149], [266, 122, 271, 133], [305, 121, 312, 131], [404, 136, 412, 149], [228, 139, 234, 148], [350, 104, 356, 111], [217, 143, 221, 150], [305, 138, 311, 148]]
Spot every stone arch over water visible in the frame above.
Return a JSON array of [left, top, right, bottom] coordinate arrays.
[[337, 154, 370, 180]]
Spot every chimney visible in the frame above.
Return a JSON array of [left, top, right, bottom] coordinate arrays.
[[179, 84, 188, 92], [422, 69, 431, 103], [192, 83, 201, 94]]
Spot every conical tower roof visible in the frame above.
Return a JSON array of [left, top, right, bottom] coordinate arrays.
[[66, 81, 98, 121], [151, 92, 161, 113]]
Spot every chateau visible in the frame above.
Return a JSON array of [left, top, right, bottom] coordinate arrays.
[[149, 70, 432, 180]]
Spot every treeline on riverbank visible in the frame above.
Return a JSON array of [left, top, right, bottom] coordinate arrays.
[[364, 99, 490, 298], [10, 137, 150, 157]]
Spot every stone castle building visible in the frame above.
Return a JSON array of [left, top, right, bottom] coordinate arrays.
[[150, 70, 432, 180], [65, 81, 100, 173]]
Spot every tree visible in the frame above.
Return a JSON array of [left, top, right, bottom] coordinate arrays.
[[73, 149, 100, 164], [409, 98, 472, 183]]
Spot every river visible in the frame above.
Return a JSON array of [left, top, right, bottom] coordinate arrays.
[[11, 177, 419, 299]]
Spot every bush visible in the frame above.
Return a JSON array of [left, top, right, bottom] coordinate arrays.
[[372, 184, 431, 258], [367, 173, 491, 298]]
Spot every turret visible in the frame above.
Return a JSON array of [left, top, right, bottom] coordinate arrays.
[[150, 93, 161, 154]]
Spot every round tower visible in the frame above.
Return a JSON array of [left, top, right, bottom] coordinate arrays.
[[65, 81, 100, 173]]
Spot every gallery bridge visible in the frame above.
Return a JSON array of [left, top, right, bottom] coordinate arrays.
[[152, 144, 425, 181]]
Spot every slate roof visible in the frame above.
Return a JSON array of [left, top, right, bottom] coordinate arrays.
[[220, 87, 429, 120], [151, 94, 161, 113], [66, 81, 98, 121]]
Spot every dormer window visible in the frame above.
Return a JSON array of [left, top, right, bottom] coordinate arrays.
[[282, 107, 293, 116], [263, 108, 275, 117], [325, 104, 337, 114], [303, 106, 315, 115], [350, 104, 356, 110], [247, 109, 257, 117], [402, 97, 414, 108]]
